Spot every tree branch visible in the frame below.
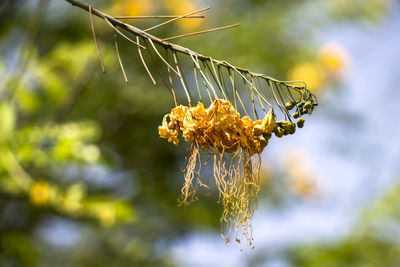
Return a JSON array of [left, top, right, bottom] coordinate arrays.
[[63, 0, 305, 89]]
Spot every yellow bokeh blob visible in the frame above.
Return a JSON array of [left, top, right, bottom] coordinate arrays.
[[163, 0, 204, 31], [288, 62, 324, 93], [318, 42, 349, 73], [285, 150, 317, 197], [29, 181, 50, 205], [111, 0, 154, 16]]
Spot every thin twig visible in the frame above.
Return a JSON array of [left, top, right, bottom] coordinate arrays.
[[64, 0, 307, 88], [145, 43, 178, 106], [136, 35, 157, 85], [173, 51, 193, 106], [147, 38, 181, 77], [64, 0, 315, 120], [115, 15, 205, 19], [144, 6, 210, 32], [188, 51, 218, 100], [114, 32, 128, 83], [193, 63, 202, 103], [89, 5, 105, 73], [163, 24, 239, 41], [104, 17, 146, 49], [228, 69, 237, 110]]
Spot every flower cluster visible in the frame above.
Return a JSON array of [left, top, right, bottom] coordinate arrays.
[[158, 99, 276, 156]]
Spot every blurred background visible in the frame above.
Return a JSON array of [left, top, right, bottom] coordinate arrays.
[[1, 0, 400, 266]]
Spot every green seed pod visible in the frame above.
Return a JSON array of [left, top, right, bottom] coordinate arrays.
[[263, 132, 272, 140], [293, 112, 299, 119], [300, 108, 308, 115], [274, 126, 284, 138], [285, 101, 295, 110], [289, 122, 296, 134], [279, 121, 292, 132], [304, 101, 312, 109], [297, 100, 305, 108], [297, 117, 305, 128]]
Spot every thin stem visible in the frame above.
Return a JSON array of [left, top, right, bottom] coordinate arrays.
[[228, 69, 237, 110], [64, 0, 307, 92], [114, 32, 128, 83], [202, 61, 219, 100], [147, 38, 181, 77], [188, 51, 218, 100], [136, 36, 157, 85], [163, 23, 239, 41], [173, 51, 193, 106], [274, 82, 292, 120], [204, 60, 227, 100], [193, 63, 203, 103], [104, 17, 146, 49], [164, 49, 178, 106], [268, 79, 288, 120], [145, 43, 178, 106], [115, 15, 205, 19], [89, 5, 105, 73], [226, 63, 272, 110], [242, 75, 258, 119], [235, 88, 249, 117], [145, 6, 210, 32], [218, 65, 229, 101], [251, 76, 267, 114]]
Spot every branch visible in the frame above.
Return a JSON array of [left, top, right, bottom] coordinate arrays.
[[63, 0, 303, 89]]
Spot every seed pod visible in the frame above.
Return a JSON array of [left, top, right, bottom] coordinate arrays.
[[285, 101, 295, 110], [274, 126, 284, 138], [297, 117, 305, 128], [278, 121, 292, 132], [290, 122, 296, 134], [304, 101, 312, 109], [300, 108, 308, 115], [263, 132, 272, 140], [293, 112, 299, 119], [297, 100, 305, 108], [261, 109, 276, 134]]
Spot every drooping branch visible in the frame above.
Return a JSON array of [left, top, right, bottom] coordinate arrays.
[[64, 0, 318, 124], [63, 0, 307, 89]]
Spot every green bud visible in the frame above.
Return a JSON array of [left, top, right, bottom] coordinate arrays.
[[304, 102, 312, 109], [285, 101, 295, 110], [297, 117, 305, 128], [274, 126, 284, 138], [262, 132, 272, 140], [300, 108, 308, 115]]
